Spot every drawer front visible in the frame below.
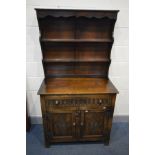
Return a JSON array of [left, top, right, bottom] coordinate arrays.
[[45, 95, 112, 110]]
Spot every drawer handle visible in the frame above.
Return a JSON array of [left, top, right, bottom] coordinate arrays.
[[85, 110, 88, 113], [81, 122, 84, 126], [73, 122, 76, 126], [55, 100, 59, 105], [103, 106, 106, 110], [99, 99, 102, 103]]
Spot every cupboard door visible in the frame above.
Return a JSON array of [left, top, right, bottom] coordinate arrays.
[[80, 109, 106, 141], [46, 110, 76, 142]]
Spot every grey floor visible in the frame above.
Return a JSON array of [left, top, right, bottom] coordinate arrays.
[[26, 123, 129, 155]]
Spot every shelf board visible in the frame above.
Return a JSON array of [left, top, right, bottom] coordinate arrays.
[[41, 38, 113, 43], [43, 58, 111, 63], [45, 74, 107, 78]]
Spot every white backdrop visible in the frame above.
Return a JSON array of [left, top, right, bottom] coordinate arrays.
[[26, 0, 129, 118]]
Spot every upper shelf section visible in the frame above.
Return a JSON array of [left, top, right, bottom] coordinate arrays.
[[36, 9, 119, 41], [36, 9, 119, 19], [36, 9, 119, 78]]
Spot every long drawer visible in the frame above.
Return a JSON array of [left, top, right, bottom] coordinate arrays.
[[44, 95, 113, 110]]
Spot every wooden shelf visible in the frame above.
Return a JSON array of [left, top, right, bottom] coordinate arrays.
[[41, 38, 113, 43], [45, 74, 107, 78], [43, 58, 111, 63]]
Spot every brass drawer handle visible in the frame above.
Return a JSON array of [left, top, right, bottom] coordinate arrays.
[[85, 110, 88, 113], [99, 99, 102, 104], [73, 122, 76, 126], [55, 100, 59, 105], [103, 106, 107, 110]]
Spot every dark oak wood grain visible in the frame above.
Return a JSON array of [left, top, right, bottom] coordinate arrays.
[[38, 78, 118, 95], [36, 9, 119, 147]]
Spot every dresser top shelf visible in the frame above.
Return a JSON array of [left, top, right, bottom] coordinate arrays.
[[36, 9, 119, 19], [38, 78, 118, 95]]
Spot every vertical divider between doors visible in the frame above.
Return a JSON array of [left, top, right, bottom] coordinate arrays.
[[72, 109, 76, 138], [80, 110, 85, 139]]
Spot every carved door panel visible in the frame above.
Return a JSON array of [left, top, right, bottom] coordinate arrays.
[[80, 109, 106, 141], [46, 110, 76, 142]]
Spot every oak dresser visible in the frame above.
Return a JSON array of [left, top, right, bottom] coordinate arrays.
[[36, 9, 119, 147]]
